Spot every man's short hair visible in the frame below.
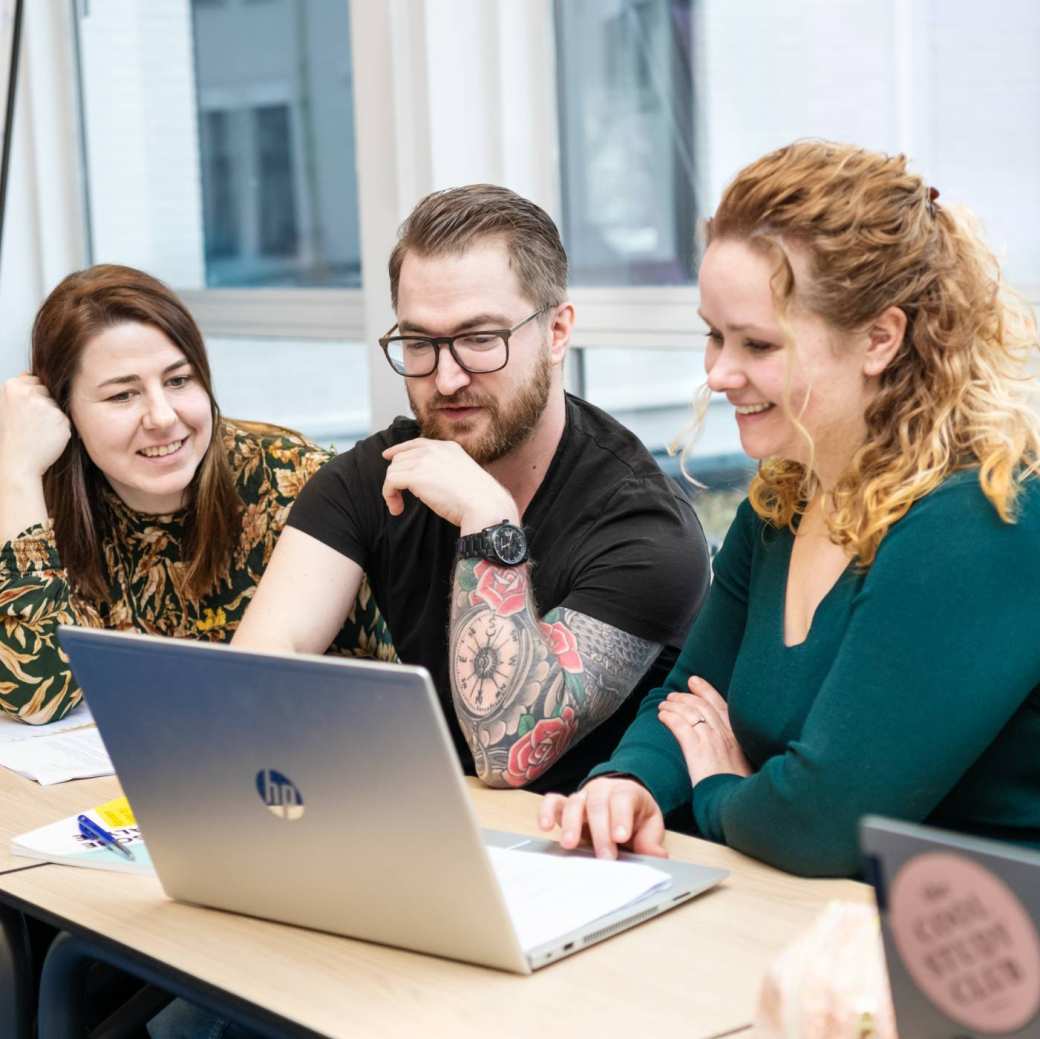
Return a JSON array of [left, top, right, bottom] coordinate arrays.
[[388, 184, 568, 312]]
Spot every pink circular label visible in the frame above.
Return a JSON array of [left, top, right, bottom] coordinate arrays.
[[889, 851, 1040, 1034]]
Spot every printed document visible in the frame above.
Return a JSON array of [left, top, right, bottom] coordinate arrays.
[[0, 703, 95, 745], [486, 845, 671, 951], [0, 726, 114, 784]]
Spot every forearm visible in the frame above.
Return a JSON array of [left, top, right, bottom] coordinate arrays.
[[449, 558, 658, 788], [232, 528, 363, 655], [0, 468, 48, 545]]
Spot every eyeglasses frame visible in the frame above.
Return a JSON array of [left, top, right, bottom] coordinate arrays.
[[378, 305, 552, 377]]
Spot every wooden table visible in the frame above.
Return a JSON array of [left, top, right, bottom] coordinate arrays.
[[0, 767, 124, 1035], [0, 778, 871, 1039]]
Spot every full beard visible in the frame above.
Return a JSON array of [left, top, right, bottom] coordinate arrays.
[[409, 351, 553, 465]]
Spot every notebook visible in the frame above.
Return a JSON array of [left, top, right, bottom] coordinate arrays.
[[862, 815, 1040, 1038]]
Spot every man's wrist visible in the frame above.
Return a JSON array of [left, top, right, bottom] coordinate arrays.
[[459, 501, 520, 537]]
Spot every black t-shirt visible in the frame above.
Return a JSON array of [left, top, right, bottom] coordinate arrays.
[[288, 393, 710, 793]]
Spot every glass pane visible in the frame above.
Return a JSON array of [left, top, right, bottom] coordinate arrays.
[[207, 338, 370, 449], [191, 0, 361, 287], [76, 0, 361, 290], [555, 0, 696, 287]]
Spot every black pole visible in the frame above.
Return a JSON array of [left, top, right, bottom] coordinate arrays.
[[0, 0, 24, 279]]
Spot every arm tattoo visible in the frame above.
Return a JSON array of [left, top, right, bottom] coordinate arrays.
[[450, 559, 660, 787]]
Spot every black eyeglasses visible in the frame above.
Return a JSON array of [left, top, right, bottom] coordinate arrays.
[[378, 307, 550, 378]]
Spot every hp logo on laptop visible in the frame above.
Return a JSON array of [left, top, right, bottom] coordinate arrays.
[[256, 769, 305, 821]]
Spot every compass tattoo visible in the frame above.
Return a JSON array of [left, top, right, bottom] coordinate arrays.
[[453, 609, 535, 718], [450, 558, 661, 788]]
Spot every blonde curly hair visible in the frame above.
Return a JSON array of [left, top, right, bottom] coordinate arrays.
[[700, 139, 1040, 566]]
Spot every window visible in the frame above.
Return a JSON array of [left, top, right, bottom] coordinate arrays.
[[189, 0, 362, 288], [59, 0, 1039, 470], [74, 0, 368, 443], [555, 0, 696, 287]]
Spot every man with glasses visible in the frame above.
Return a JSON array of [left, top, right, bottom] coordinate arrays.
[[236, 185, 709, 794]]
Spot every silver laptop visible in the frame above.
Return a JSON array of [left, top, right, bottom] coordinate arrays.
[[861, 816, 1040, 1037], [59, 626, 727, 974]]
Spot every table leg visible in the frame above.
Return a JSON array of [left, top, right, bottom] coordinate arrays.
[[0, 904, 32, 1039]]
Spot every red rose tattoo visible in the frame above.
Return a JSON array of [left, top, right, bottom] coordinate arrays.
[[469, 560, 529, 616], [538, 620, 584, 673], [504, 707, 578, 787]]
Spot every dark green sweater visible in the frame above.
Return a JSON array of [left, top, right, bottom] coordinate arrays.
[[591, 472, 1040, 877]]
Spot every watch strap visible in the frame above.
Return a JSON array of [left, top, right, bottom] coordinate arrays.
[[456, 529, 492, 558], [456, 520, 527, 565]]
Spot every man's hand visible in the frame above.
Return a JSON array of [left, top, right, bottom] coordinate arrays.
[[658, 676, 753, 785], [382, 438, 517, 533], [537, 777, 668, 860]]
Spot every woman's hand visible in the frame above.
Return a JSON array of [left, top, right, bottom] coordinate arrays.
[[537, 776, 668, 860], [0, 375, 72, 479], [658, 676, 753, 786]]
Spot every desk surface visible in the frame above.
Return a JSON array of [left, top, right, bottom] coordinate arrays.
[[0, 779, 870, 1039], [0, 768, 122, 875]]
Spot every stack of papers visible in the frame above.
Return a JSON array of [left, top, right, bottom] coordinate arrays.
[[486, 845, 671, 951], [0, 705, 114, 784]]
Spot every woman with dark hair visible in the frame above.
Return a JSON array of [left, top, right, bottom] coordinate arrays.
[[539, 140, 1040, 877], [0, 264, 392, 722]]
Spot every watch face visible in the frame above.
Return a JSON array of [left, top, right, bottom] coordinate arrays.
[[491, 524, 527, 565]]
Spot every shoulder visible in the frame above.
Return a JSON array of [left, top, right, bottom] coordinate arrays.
[[711, 496, 767, 572], [564, 394, 668, 481], [288, 416, 422, 520], [300, 416, 420, 487], [890, 469, 1040, 540], [221, 420, 332, 505], [564, 395, 696, 518], [873, 470, 1040, 577]]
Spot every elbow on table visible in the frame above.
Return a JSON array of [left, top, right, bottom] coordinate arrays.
[[475, 769, 515, 790], [728, 809, 866, 879], [474, 728, 572, 791]]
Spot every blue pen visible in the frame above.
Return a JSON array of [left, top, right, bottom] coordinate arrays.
[[77, 814, 135, 862]]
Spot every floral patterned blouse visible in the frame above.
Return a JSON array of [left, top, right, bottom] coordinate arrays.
[[0, 421, 395, 724]]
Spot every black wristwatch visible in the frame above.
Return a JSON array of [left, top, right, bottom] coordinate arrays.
[[456, 520, 529, 566]]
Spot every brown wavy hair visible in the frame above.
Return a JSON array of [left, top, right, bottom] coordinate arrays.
[[31, 264, 242, 600], [704, 139, 1040, 565]]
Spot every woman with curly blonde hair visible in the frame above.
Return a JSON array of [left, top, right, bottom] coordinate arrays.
[[539, 140, 1040, 876]]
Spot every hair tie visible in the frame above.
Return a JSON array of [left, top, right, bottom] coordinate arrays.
[[927, 186, 940, 217]]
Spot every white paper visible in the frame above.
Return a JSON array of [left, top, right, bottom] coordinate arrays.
[[486, 846, 671, 952], [0, 726, 113, 784], [0, 703, 96, 746]]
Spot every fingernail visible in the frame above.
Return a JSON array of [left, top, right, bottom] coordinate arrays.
[[564, 830, 575, 843], [614, 826, 627, 840], [597, 848, 614, 860]]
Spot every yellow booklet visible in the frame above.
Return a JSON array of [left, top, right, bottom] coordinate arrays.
[[10, 796, 155, 875]]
